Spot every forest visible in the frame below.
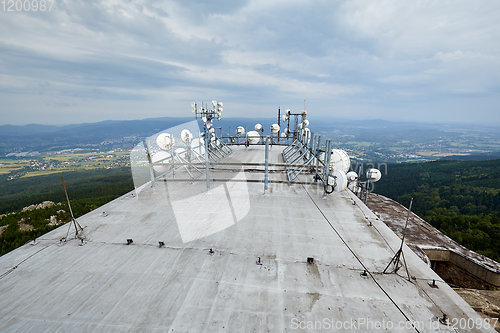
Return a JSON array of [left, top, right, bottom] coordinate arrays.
[[374, 159, 500, 261], [0, 168, 133, 256]]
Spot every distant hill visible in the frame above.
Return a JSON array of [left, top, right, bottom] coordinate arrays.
[[0, 118, 193, 154], [1, 116, 499, 162]]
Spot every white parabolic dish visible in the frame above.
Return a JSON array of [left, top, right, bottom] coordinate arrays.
[[330, 149, 350, 174], [156, 133, 174, 150], [329, 170, 347, 192], [246, 131, 261, 145]]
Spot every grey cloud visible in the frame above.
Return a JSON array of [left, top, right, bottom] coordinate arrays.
[[0, 0, 499, 125]]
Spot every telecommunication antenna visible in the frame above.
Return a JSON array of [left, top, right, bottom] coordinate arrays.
[[383, 197, 413, 281], [61, 176, 85, 241], [192, 100, 225, 189]]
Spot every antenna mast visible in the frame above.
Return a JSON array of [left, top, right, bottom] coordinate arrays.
[[383, 197, 413, 280], [61, 176, 84, 241]]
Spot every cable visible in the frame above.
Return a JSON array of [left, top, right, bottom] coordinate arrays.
[[302, 185, 421, 333], [0, 244, 53, 280]]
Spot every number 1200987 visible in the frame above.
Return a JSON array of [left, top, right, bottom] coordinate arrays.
[[2, 0, 54, 12]]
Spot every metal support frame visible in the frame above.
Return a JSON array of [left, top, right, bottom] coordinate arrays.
[[264, 137, 269, 191], [282, 129, 327, 183], [204, 132, 210, 189]]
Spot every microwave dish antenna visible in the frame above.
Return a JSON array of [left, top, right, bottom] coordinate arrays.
[[180, 129, 193, 144], [246, 131, 261, 145], [346, 171, 358, 182], [366, 168, 382, 182], [330, 149, 350, 174], [328, 170, 348, 192], [156, 133, 175, 150]]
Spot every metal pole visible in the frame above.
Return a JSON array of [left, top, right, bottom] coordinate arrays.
[[264, 137, 269, 191], [315, 135, 321, 181], [204, 130, 210, 189], [324, 140, 331, 183], [144, 141, 155, 187], [61, 175, 82, 238], [277, 107, 281, 143]]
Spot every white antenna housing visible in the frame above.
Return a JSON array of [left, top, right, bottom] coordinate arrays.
[[180, 129, 193, 144], [366, 168, 382, 182], [236, 126, 245, 135], [325, 149, 350, 174], [303, 119, 310, 127], [304, 128, 311, 144], [346, 171, 358, 182], [246, 131, 261, 145], [271, 124, 280, 133], [156, 133, 175, 150], [329, 170, 348, 192], [254, 123, 263, 132]]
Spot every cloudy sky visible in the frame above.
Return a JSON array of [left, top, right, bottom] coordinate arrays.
[[1, 0, 499, 125]]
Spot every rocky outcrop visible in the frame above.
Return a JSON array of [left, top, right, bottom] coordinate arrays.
[[22, 201, 57, 212]]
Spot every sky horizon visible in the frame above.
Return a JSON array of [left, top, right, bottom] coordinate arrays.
[[1, 1, 500, 125]]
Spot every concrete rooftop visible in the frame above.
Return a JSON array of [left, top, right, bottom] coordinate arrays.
[[0, 146, 494, 332]]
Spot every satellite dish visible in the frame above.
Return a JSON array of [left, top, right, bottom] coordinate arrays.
[[282, 115, 288, 122], [330, 149, 350, 174], [303, 119, 310, 127], [156, 133, 174, 150], [271, 124, 280, 133], [366, 168, 382, 182], [286, 109, 291, 116], [151, 151, 171, 174], [328, 170, 348, 192], [236, 126, 245, 135], [246, 130, 261, 145], [180, 129, 193, 144], [346, 171, 358, 182], [254, 123, 263, 132], [280, 132, 287, 138]]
